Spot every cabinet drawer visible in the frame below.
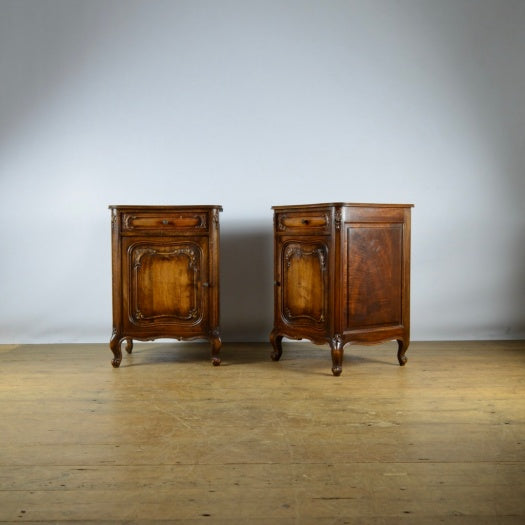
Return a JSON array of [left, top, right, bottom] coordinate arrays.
[[122, 212, 208, 232], [276, 211, 330, 233]]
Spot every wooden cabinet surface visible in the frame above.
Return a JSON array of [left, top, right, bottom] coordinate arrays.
[[109, 205, 222, 367], [270, 202, 413, 376]]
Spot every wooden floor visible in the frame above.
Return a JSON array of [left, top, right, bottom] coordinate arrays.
[[0, 341, 524, 524]]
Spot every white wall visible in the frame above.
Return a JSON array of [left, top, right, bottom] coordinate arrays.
[[1, 0, 524, 343]]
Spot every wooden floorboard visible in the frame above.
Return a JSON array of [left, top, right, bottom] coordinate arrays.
[[0, 341, 524, 523]]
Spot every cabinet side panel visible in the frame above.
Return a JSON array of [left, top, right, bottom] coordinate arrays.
[[345, 224, 402, 330], [110, 209, 123, 333]]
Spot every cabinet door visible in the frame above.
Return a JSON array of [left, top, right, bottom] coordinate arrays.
[[122, 238, 209, 332], [343, 223, 403, 331], [277, 238, 329, 331]]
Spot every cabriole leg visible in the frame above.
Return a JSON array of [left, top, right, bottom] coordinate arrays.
[[270, 331, 283, 361], [397, 339, 409, 366], [109, 331, 123, 368], [210, 329, 222, 366], [329, 335, 344, 376]]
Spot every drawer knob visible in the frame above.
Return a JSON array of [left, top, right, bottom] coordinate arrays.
[[162, 219, 169, 225], [202, 282, 210, 287], [302, 219, 310, 225]]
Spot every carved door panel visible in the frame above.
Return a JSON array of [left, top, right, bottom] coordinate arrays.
[[278, 238, 329, 331], [343, 223, 403, 331], [123, 238, 209, 333]]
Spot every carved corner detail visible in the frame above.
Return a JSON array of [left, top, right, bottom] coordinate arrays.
[[335, 210, 342, 231]]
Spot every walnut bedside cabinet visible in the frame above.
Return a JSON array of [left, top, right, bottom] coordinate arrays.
[[109, 205, 222, 368], [270, 202, 413, 376]]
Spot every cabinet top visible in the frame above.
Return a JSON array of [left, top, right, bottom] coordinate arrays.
[[109, 205, 223, 211], [272, 202, 413, 210]]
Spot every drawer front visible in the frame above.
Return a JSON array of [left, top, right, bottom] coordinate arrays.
[[276, 211, 330, 233], [122, 212, 208, 233]]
